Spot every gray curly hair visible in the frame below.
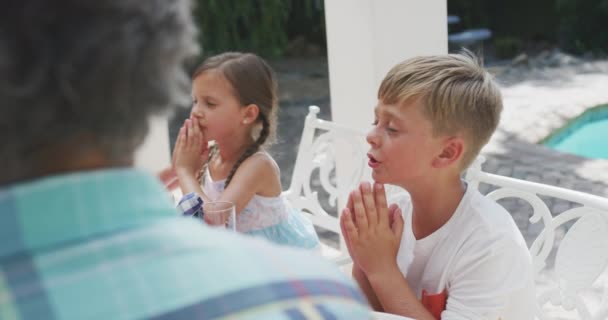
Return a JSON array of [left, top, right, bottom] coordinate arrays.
[[0, 0, 198, 184]]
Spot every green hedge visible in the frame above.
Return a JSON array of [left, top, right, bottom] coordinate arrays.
[[448, 0, 608, 56], [556, 0, 608, 54], [194, 0, 325, 57], [194, 0, 607, 58]]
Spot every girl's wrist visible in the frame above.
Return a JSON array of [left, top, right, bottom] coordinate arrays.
[[175, 167, 198, 179]]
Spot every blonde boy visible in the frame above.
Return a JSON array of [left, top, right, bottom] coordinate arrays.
[[340, 51, 536, 319]]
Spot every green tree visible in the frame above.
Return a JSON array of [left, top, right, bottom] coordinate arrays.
[[194, 0, 325, 57]]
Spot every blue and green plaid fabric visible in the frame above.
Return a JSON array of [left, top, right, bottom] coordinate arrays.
[[0, 169, 369, 320]]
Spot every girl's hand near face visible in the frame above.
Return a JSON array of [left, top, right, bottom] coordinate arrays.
[[173, 117, 209, 177]]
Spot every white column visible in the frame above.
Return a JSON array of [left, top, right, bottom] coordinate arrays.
[[323, 0, 448, 217], [134, 116, 171, 173], [324, 0, 448, 129]]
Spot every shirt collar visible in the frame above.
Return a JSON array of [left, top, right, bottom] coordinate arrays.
[[0, 169, 176, 258]]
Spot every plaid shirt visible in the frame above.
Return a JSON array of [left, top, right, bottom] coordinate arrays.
[[0, 169, 369, 320]]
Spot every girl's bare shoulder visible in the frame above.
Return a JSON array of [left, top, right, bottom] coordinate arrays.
[[240, 151, 280, 178]]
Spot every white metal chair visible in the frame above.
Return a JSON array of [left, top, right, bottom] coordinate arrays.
[[287, 106, 608, 319], [282, 105, 366, 264], [283, 106, 404, 265], [465, 157, 608, 320]]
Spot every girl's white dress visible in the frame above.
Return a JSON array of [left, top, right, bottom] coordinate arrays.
[[202, 168, 319, 249]]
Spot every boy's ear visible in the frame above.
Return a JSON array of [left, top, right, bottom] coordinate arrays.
[[432, 136, 464, 168], [241, 104, 260, 124]]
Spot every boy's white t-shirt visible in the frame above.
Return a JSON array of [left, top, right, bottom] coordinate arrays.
[[392, 186, 537, 320]]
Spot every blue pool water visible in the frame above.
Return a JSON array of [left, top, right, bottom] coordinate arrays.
[[544, 105, 608, 159]]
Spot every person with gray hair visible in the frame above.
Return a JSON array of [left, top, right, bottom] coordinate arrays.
[[0, 1, 370, 319]]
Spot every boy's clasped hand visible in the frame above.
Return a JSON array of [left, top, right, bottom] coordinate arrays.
[[340, 182, 404, 276]]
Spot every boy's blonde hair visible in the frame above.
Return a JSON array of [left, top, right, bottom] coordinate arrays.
[[378, 51, 502, 170]]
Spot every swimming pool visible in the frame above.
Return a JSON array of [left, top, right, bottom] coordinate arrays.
[[543, 105, 608, 159]]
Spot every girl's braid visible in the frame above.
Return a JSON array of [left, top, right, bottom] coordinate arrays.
[[198, 144, 219, 186], [224, 114, 270, 188]]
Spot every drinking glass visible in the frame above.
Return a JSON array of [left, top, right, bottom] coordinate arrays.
[[202, 201, 236, 231]]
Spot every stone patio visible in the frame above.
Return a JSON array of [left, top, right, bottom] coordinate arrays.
[[486, 59, 608, 240]]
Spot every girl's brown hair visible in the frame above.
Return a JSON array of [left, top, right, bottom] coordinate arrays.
[[193, 52, 278, 187]]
